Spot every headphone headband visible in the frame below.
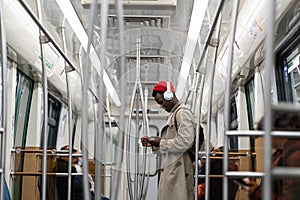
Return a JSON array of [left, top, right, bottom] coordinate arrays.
[[164, 81, 174, 100]]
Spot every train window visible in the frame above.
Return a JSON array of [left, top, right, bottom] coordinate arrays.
[[245, 78, 255, 130], [229, 97, 238, 151], [104, 122, 119, 163], [40, 95, 62, 148], [14, 71, 34, 147], [284, 46, 300, 103], [276, 32, 300, 102]]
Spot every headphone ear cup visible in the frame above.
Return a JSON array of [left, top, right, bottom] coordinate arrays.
[[163, 91, 174, 101]]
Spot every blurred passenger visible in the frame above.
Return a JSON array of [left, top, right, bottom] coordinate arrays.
[[240, 112, 300, 200], [141, 80, 195, 200], [199, 147, 238, 200], [72, 148, 109, 200], [55, 145, 84, 200], [74, 149, 95, 197]]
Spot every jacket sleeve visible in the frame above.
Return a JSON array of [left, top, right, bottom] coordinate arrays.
[[160, 109, 195, 153]]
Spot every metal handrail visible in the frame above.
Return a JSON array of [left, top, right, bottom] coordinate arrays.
[[0, 0, 8, 198], [222, 0, 240, 199], [203, 13, 222, 200], [126, 36, 149, 200], [196, 0, 226, 72], [263, 0, 275, 199], [111, 0, 126, 198]]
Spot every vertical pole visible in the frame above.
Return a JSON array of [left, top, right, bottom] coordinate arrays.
[[83, 0, 97, 199], [263, 0, 275, 199], [0, 0, 7, 198], [194, 70, 206, 200], [204, 15, 222, 200], [60, 17, 74, 200], [111, 0, 126, 199], [35, 1, 49, 199], [223, 0, 239, 199]]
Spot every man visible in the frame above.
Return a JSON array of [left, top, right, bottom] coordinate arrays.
[[141, 80, 195, 200]]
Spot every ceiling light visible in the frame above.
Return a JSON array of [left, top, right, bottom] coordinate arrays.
[[176, 0, 209, 99], [56, 0, 121, 106]]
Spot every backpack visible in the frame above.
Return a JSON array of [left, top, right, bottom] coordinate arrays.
[[174, 108, 204, 162]]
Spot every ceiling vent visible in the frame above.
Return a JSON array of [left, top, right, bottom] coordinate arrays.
[[107, 15, 170, 29], [126, 55, 166, 64]]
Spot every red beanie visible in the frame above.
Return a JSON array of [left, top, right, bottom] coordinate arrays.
[[153, 80, 175, 92]]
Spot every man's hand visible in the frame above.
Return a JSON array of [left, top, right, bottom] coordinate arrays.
[[141, 136, 152, 147], [141, 136, 161, 147], [148, 137, 161, 147]]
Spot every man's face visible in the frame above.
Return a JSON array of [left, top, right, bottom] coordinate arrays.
[[154, 93, 172, 112]]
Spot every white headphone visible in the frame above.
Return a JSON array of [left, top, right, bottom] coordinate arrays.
[[163, 81, 174, 101]]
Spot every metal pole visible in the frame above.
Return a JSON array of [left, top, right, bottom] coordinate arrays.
[[196, 0, 225, 72], [60, 17, 74, 200], [0, 0, 7, 198], [263, 0, 275, 199], [204, 15, 222, 200], [83, 0, 98, 199], [194, 70, 206, 200], [126, 82, 137, 199], [106, 91, 114, 196], [35, 1, 49, 200], [134, 87, 139, 200], [139, 88, 149, 200], [223, 0, 239, 199], [111, 0, 126, 198]]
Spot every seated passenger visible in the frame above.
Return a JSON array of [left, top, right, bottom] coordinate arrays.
[[74, 149, 95, 197], [57, 146, 108, 200], [198, 147, 238, 200], [240, 112, 300, 200], [55, 145, 84, 200]]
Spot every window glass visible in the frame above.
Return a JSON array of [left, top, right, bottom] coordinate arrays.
[[276, 37, 300, 102], [245, 79, 255, 130], [285, 47, 300, 103], [40, 96, 61, 148], [14, 71, 33, 147]]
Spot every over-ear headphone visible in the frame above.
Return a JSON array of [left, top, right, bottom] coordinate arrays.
[[163, 81, 174, 101]]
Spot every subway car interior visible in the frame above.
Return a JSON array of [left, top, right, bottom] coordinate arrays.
[[0, 0, 300, 199]]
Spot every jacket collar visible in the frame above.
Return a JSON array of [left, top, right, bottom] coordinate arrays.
[[170, 101, 182, 113]]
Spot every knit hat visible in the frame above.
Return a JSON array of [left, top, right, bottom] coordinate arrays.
[[152, 80, 175, 92]]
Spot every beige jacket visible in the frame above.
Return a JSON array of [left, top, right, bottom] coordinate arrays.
[[157, 102, 195, 200]]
